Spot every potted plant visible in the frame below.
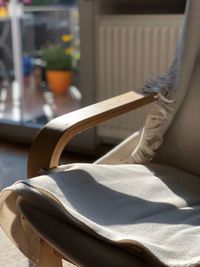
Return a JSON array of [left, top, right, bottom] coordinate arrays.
[[42, 45, 72, 93]]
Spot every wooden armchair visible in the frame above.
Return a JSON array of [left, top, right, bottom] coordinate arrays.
[[2, 1, 200, 266], [26, 91, 156, 267]]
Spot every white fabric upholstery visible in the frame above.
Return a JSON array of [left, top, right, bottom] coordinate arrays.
[[131, 0, 200, 165], [155, 55, 200, 176], [96, 130, 141, 164], [1, 163, 200, 267]]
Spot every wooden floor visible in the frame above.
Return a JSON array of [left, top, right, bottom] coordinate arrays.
[[0, 83, 82, 123], [0, 140, 95, 267]]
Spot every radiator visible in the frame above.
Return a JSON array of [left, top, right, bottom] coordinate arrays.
[[96, 15, 183, 142]]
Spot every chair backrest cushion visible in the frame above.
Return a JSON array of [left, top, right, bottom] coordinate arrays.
[[130, 0, 200, 168], [154, 58, 200, 176]]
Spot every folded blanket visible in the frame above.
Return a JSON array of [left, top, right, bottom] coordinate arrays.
[[1, 163, 200, 267]]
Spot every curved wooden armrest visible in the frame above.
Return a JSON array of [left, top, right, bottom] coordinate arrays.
[[27, 91, 156, 177]]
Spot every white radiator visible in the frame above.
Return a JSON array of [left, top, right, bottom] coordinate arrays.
[[96, 15, 183, 142]]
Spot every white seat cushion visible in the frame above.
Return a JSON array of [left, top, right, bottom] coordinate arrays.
[[2, 163, 200, 267]]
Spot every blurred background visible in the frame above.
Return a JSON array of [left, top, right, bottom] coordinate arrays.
[[0, 1, 187, 266], [0, 0, 84, 150], [0, 0, 186, 154]]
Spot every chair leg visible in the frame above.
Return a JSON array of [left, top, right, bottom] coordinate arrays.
[[36, 240, 63, 267]]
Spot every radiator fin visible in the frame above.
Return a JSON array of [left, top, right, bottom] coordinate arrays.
[[96, 15, 183, 141]]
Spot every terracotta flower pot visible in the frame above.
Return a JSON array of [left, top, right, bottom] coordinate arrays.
[[46, 70, 72, 94]]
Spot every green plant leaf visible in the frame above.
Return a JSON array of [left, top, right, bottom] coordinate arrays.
[[42, 45, 72, 71]]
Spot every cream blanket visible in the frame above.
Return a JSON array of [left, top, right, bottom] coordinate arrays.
[[2, 163, 200, 267]]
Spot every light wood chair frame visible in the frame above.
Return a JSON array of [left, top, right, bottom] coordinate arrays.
[[26, 91, 156, 266]]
